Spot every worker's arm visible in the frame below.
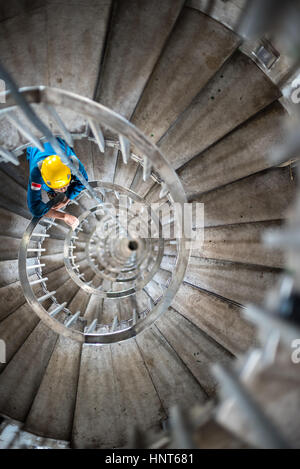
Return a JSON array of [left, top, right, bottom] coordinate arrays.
[[46, 209, 79, 229], [27, 167, 79, 229]]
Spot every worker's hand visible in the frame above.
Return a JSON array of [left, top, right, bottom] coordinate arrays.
[[53, 197, 70, 210], [63, 213, 79, 230]]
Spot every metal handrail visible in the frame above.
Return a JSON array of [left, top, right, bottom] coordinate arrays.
[[9, 86, 190, 343]]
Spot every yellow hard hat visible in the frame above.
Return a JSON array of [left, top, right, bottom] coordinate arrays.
[[41, 155, 71, 189]]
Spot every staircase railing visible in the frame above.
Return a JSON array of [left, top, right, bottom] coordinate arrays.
[[0, 80, 191, 343]]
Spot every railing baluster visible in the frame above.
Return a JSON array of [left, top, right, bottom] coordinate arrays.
[[31, 232, 50, 238], [88, 118, 105, 153], [111, 315, 118, 332], [159, 182, 168, 199], [0, 146, 19, 166], [119, 134, 130, 164], [65, 311, 81, 327], [29, 277, 48, 286], [49, 302, 67, 317], [132, 309, 137, 326], [86, 318, 97, 333], [42, 219, 58, 227], [6, 113, 44, 152], [26, 263, 45, 270], [38, 290, 56, 303], [44, 104, 73, 147], [143, 156, 152, 181]]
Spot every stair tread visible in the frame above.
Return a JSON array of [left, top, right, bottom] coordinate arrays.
[[155, 308, 233, 396], [159, 50, 281, 169], [136, 326, 208, 412], [132, 7, 240, 142], [0, 322, 58, 421], [172, 282, 256, 356], [25, 333, 82, 441], [95, 0, 185, 119]]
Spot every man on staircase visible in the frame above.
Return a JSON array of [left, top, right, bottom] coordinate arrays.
[[27, 137, 88, 230]]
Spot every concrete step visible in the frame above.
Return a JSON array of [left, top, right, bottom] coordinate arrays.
[[39, 253, 65, 275], [72, 340, 165, 448], [71, 344, 122, 448], [41, 237, 65, 256], [0, 1, 44, 22], [0, 272, 51, 324], [162, 255, 282, 306], [136, 325, 208, 413], [193, 166, 296, 227], [73, 139, 94, 182], [0, 8, 48, 87], [0, 235, 25, 261], [83, 290, 103, 325], [92, 144, 118, 184], [0, 281, 27, 322], [0, 207, 29, 238], [54, 278, 81, 307], [80, 276, 103, 325], [158, 50, 281, 169], [0, 303, 39, 374], [39, 222, 68, 241], [107, 339, 166, 445], [171, 283, 256, 356], [0, 8, 51, 149], [199, 221, 285, 268], [153, 269, 171, 288], [132, 7, 240, 142], [67, 287, 90, 315], [164, 220, 285, 269], [95, 0, 185, 119], [24, 333, 82, 441], [0, 321, 58, 421], [113, 153, 139, 192], [144, 183, 164, 204], [179, 101, 287, 196], [130, 165, 156, 199], [0, 170, 28, 211], [155, 307, 233, 396], [102, 295, 120, 325], [46, 265, 75, 292], [135, 291, 151, 314], [0, 1, 112, 145], [0, 259, 20, 287], [46, 1, 112, 100], [143, 280, 162, 304], [0, 152, 28, 190]]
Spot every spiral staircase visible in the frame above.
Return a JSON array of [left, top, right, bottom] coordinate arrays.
[[0, 0, 299, 449]]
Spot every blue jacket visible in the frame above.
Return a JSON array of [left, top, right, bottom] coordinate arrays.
[[27, 137, 88, 217]]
